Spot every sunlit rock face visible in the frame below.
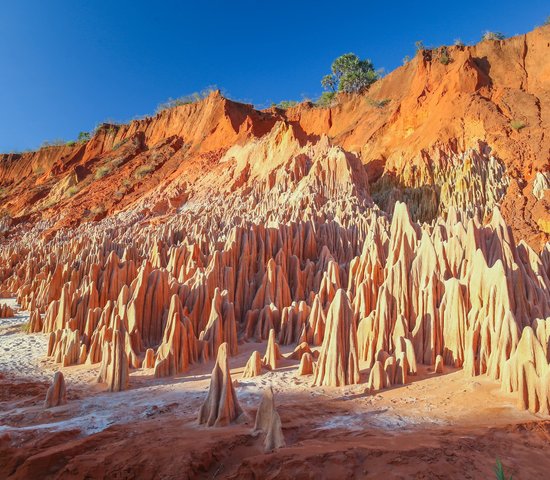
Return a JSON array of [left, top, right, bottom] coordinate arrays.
[[0, 28, 550, 418]]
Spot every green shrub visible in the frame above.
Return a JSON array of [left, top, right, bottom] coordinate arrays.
[[368, 98, 390, 108], [315, 91, 336, 108], [78, 131, 91, 142], [510, 119, 526, 131], [415, 40, 425, 51], [454, 38, 465, 47], [66, 186, 80, 198], [439, 46, 451, 65], [156, 86, 219, 113], [402, 55, 411, 65], [321, 53, 379, 94], [544, 16, 550, 26], [276, 100, 298, 109], [95, 165, 112, 179], [40, 139, 65, 149], [66, 141, 76, 147], [482, 31, 505, 41], [112, 138, 130, 151], [134, 164, 155, 179]]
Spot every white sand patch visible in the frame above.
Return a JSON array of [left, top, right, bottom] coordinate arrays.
[[316, 410, 447, 432], [0, 297, 30, 328], [0, 298, 50, 381]]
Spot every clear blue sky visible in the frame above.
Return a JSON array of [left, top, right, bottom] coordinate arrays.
[[1, 0, 548, 152]]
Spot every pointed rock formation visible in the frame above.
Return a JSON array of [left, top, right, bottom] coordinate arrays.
[[198, 342, 243, 427], [44, 371, 67, 408], [313, 289, 360, 387], [0, 303, 14, 318], [297, 352, 314, 376], [242, 350, 263, 378], [154, 295, 197, 378], [434, 354, 445, 374], [262, 328, 282, 370], [97, 321, 130, 392], [253, 387, 286, 452]]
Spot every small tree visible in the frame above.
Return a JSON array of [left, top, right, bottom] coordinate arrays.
[[321, 53, 379, 94], [78, 131, 91, 142], [482, 31, 505, 41], [544, 16, 550, 26], [415, 40, 425, 51]]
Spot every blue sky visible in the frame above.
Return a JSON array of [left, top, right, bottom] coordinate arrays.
[[0, 0, 548, 151]]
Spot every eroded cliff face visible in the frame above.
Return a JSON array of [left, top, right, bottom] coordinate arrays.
[[0, 27, 549, 417]]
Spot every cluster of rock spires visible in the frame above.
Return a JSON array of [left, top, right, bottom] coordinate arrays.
[[0, 302, 15, 318], [0, 28, 549, 423], [2, 188, 549, 414]]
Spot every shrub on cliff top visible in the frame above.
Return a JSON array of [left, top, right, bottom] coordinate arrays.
[[155, 86, 219, 114], [315, 91, 336, 108], [276, 100, 298, 110], [321, 53, 379, 94], [78, 131, 91, 143], [482, 31, 506, 41]]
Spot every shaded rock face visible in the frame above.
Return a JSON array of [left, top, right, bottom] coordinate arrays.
[[44, 371, 67, 408], [253, 387, 286, 452], [0, 28, 550, 419], [0, 303, 14, 318], [198, 342, 243, 427]]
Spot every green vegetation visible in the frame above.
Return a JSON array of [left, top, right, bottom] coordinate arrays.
[[321, 53, 379, 94], [40, 139, 65, 149], [415, 40, 425, 51], [510, 119, 526, 131], [66, 141, 76, 147], [156, 86, 218, 113], [65, 185, 80, 198], [113, 138, 130, 150], [78, 131, 91, 142], [367, 97, 390, 109], [134, 164, 156, 179], [494, 459, 512, 480], [276, 100, 298, 109], [544, 16, 550, 26], [95, 165, 112, 180], [438, 46, 451, 65], [402, 55, 411, 65], [454, 38, 465, 47], [482, 31, 506, 41], [315, 91, 336, 108]]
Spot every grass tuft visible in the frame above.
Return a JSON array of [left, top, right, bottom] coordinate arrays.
[[510, 119, 526, 131]]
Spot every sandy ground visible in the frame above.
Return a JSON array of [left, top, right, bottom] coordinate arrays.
[[1, 299, 549, 479]]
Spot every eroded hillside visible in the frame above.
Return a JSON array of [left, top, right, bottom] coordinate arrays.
[[0, 26, 549, 480]]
